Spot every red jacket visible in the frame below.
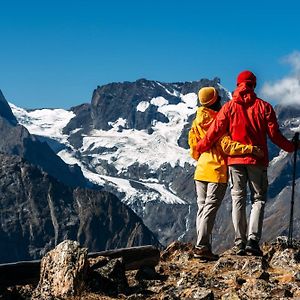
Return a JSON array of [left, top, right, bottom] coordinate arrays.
[[196, 82, 295, 167]]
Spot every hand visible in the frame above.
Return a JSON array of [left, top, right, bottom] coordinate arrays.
[[252, 146, 264, 158]]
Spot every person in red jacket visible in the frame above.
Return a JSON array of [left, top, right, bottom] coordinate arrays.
[[196, 70, 297, 256]]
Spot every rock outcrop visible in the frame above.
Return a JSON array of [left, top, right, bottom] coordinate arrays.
[[33, 240, 88, 299]]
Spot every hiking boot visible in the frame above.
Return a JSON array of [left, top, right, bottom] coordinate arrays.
[[193, 246, 219, 261], [245, 239, 263, 256], [232, 242, 246, 256]]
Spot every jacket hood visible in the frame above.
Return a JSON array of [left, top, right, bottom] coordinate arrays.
[[232, 82, 257, 105], [195, 106, 218, 130]]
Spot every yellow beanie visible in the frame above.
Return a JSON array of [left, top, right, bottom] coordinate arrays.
[[198, 87, 218, 107]]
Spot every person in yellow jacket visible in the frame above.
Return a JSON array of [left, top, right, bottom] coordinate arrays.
[[188, 87, 263, 261]]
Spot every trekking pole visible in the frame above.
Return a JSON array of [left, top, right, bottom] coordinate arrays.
[[288, 132, 299, 248]]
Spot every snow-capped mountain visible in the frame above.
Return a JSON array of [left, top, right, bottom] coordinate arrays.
[[0, 90, 87, 189], [10, 95, 194, 206], [9, 78, 300, 250]]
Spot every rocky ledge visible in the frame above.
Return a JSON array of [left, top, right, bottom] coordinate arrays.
[[2, 237, 300, 299]]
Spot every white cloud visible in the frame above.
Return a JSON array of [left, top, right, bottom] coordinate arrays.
[[261, 51, 300, 105], [282, 51, 300, 73]]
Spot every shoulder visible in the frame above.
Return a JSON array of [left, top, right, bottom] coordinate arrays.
[[196, 106, 205, 114], [219, 100, 235, 115], [195, 107, 216, 127], [223, 99, 236, 109], [256, 97, 274, 111], [195, 106, 205, 120], [196, 106, 215, 117], [256, 97, 271, 106], [255, 97, 277, 121]]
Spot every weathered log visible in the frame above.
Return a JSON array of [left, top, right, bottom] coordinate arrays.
[[0, 245, 160, 287], [0, 260, 40, 286], [88, 245, 160, 270]]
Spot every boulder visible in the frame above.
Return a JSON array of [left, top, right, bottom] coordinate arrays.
[[270, 248, 300, 271], [88, 257, 128, 294], [213, 255, 267, 276], [33, 240, 88, 299]]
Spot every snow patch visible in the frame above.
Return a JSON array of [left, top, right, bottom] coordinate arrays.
[[80, 128, 193, 171], [269, 150, 288, 167], [152, 99, 197, 146], [108, 118, 127, 129], [136, 101, 150, 112], [142, 181, 186, 204], [156, 81, 180, 97], [289, 119, 300, 132], [150, 97, 169, 107], [181, 93, 198, 108], [58, 149, 186, 205], [9, 103, 75, 144]]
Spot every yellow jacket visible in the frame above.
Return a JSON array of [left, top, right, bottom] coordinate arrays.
[[188, 107, 254, 183]]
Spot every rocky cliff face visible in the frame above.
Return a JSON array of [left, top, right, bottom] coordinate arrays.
[[0, 153, 160, 263]]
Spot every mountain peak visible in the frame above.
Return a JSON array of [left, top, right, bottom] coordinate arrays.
[[0, 90, 17, 125]]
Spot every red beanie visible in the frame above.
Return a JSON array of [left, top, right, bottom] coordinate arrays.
[[236, 70, 256, 87]]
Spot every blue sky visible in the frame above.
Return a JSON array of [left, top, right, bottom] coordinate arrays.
[[1, 0, 300, 108]]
